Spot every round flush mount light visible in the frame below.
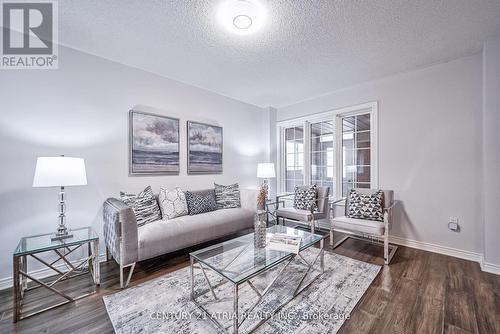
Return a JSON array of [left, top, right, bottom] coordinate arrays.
[[217, 0, 267, 35], [233, 14, 252, 29]]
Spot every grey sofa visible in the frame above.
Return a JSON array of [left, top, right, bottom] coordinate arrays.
[[103, 188, 258, 288]]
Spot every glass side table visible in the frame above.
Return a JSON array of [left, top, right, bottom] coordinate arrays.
[[12, 226, 100, 322]]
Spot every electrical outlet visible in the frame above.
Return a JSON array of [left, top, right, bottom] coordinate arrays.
[[448, 217, 459, 232]]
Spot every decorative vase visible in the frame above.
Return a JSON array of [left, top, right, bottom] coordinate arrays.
[[254, 210, 267, 248], [257, 183, 268, 211]]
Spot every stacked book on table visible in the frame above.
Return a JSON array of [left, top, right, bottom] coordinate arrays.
[[267, 233, 302, 254]]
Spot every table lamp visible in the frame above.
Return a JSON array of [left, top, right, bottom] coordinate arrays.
[[33, 156, 87, 241], [257, 162, 276, 202]]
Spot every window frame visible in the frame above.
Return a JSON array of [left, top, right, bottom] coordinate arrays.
[[310, 119, 335, 191], [283, 126, 305, 192], [276, 101, 378, 200]]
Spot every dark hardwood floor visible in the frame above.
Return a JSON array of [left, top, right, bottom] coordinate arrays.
[[1, 230, 499, 334]]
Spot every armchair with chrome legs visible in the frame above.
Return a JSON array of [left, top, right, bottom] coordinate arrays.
[[330, 188, 397, 265], [274, 186, 330, 233]]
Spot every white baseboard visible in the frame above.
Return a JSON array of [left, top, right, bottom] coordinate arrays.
[[480, 259, 500, 275], [296, 221, 496, 274], [389, 235, 500, 275], [389, 235, 484, 263], [0, 253, 107, 291]]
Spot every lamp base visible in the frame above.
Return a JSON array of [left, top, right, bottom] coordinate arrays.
[[52, 186, 73, 242], [51, 233, 74, 242]]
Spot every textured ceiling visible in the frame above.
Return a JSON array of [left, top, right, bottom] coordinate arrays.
[[58, 0, 500, 107]]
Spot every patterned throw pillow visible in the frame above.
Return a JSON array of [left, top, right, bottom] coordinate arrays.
[[120, 186, 162, 227], [293, 185, 318, 211], [185, 190, 218, 215], [158, 187, 188, 220], [347, 189, 384, 222], [214, 183, 241, 209]]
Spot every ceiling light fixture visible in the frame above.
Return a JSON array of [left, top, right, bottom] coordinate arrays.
[[233, 14, 252, 29], [217, 0, 267, 35]]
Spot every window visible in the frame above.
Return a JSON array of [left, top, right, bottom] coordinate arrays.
[[284, 126, 304, 192], [278, 102, 377, 199], [311, 120, 335, 191], [342, 113, 372, 196]]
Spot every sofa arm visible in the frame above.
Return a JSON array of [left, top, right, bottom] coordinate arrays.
[[103, 198, 138, 266], [240, 188, 259, 212]]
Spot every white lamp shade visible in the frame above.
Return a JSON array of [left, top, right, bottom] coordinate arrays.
[[257, 163, 275, 178], [33, 157, 88, 187]]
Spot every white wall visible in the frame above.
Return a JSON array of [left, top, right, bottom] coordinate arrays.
[[0, 46, 268, 283], [276, 54, 483, 255], [482, 38, 500, 270], [267, 107, 278, 198]]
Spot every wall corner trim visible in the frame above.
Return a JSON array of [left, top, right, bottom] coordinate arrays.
[[480, 257, 500, 275]]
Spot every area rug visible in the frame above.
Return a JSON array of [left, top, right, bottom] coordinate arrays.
[[103, 249, 380, 334]]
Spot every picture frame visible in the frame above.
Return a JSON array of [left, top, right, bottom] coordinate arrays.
[[187, 121, 223, 174], [129, 110, 180, 175]]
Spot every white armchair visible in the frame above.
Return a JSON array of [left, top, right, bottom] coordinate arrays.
[[330, 189, 397, 265], [275, 186, 330, 233]]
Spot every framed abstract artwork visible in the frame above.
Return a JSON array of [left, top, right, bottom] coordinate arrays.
[[129, 110, 180, 175], [187, 121, 223, 174]]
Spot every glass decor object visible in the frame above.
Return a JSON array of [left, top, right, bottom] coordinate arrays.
[[257, 162, 276, 209], [254, 210, 267, 248]]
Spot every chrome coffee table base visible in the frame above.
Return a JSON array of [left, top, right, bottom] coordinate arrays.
[[190, 239, 324, 334]]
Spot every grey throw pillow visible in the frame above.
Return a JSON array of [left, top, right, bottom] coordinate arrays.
[[293, 184, 318, 211], [158, 187, 188, 220], [214, 183, 241, 209], [120, 186, 161, 227], [346, 189, 384, 222], [185, 190, 218, 215]]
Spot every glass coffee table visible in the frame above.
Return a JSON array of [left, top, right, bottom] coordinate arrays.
[[190, 225, 325, 334]]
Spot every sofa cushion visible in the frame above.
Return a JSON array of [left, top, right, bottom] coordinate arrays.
[[137, 208, 254, 261], [158, 187, 188, 220], [332, 216, 385, 235], [185, 189, 218, 215], [214, 183, 241, 209], [275, 207, 314, 222], [120, 186, 161, 227], [346, 189, 384, 222]]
